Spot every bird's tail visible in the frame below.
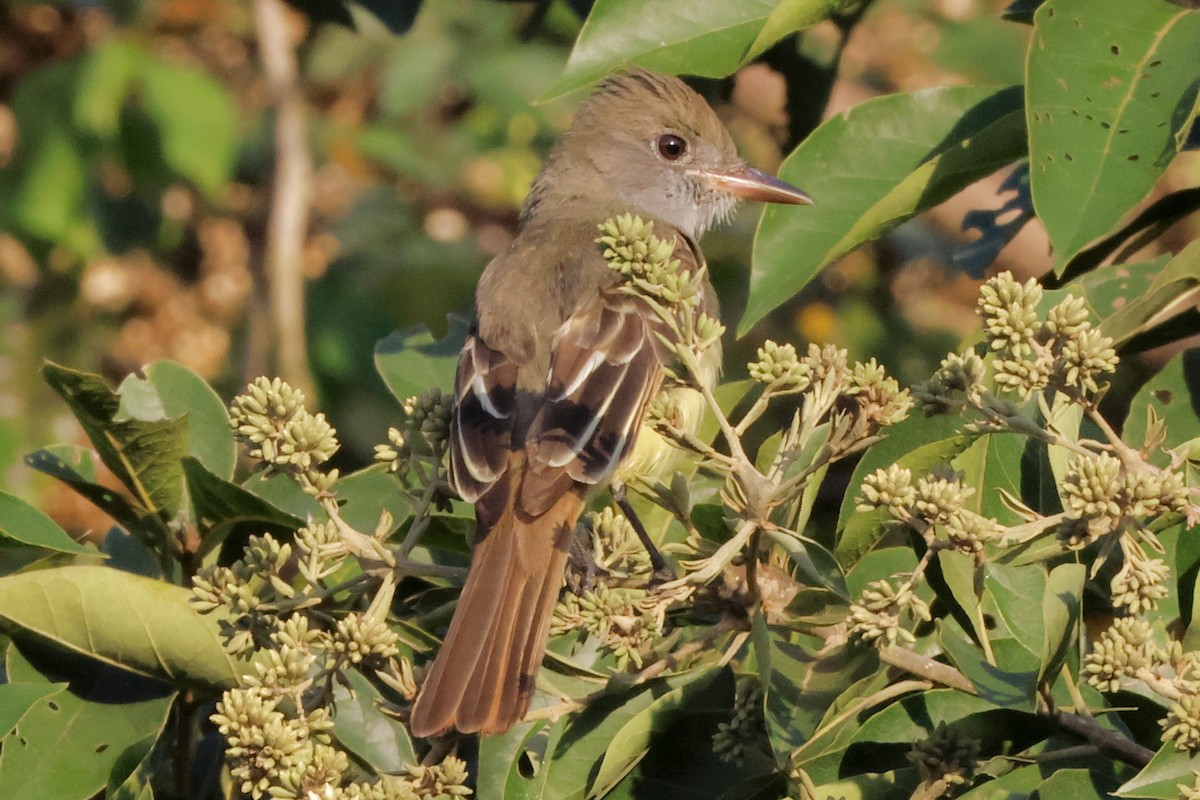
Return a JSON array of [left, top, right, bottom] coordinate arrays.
[[409, 487, 583, 737]]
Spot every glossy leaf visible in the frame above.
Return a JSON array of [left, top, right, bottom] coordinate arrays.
[[1027, 0, 1200, 271], [746, 86, 1025, 333], [0, 489, 94, 555], [544, 0, 780, 99], [0, 566, 240, 688]]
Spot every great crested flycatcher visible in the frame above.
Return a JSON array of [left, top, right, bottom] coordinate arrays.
[[409, 69, 811, 737]]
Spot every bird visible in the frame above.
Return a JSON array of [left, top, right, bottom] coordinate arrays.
[[408, 68, 811, 737]]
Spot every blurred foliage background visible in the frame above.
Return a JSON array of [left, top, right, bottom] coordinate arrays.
[[1, 0, 1196, 533]]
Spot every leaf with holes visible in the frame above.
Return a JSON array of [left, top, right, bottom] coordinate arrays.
[[0, 647, 174, 800], [1100, 239, 1200, 349], [1027, 0, 1200, 271], [1123, 348, 1200, 467]]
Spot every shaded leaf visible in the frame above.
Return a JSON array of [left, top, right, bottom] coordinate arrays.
[[0, 646, 173, 800], [746, 86, 1025, 333], [24, 447, 148, 535], [939, 625, 1039, 711], [332, 669, 417, 773], [374, 315, 469, 402], [1100, 240, 1200, 349], [183, 457, 303, 557], [138, 57, 238, 198], [1027, 0, 1200, 271], [1039, 563, 1084, 687]]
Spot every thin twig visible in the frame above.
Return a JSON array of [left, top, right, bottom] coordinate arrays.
[[1049, 709, 1154, 768], [254, 0, 314, 397]]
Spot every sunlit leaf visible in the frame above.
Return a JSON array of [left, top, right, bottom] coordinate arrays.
[[745, 86, 1025, 333], [1027, 0, 1200, 271], [0, 490, 94, 555]]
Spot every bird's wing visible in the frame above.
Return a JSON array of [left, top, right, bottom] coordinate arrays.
[[448, 333, 520, 506], [519, 289, 666, 515], [449, 234, 700, 520]]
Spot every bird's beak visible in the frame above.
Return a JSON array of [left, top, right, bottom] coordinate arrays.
[[699, 165, 813, 205]]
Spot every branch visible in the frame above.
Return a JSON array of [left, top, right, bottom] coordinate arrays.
[[254, 0, 314, 397], [1049, 709, 1154, 768]]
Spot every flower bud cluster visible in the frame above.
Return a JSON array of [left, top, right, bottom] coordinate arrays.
[[551, 585, 663, 668], [980, 273, 1118, 401], [845, 358, 913, 431], [913, 352, 986, 416], [1082, 617, 1161, 693], [908, 721, 981, 788], [375, 387, 453, 486], [847, 579, 931, 648], [749, 340, 811, 391], [589, 506, 652, 578], [230, 377, 340, 494], [1060, 453, 1185, 546], [597, 214, 699, 309], [713, 681, 767, 765]]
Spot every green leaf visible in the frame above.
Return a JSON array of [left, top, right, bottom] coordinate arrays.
[[43, 362, 187, 519], [375, 316, 469, 402], [0, 646, 173, 800], [138, 57, 238, 198], [536, 668, 721, 800], [182, 457, 303, 557], [590, 667, 732, 798], [0, 489, 94, 555], [1124, 348, 1200, 467], [753, 613, 874, 765], [24, 448, 148, 536], [73, 37, 143, 138], [745, 86, 1025, 333], [0, 566, 240, 688], [1034, 768, 1120, 799], [543, 0, 780, 100], [939, 624, 1039, 710], [952, 433, 1026, 525], [934, 550, 990, 650], [1027, 0, 1200, 271], [1039, 563, 1084, 687], [1116, 741, 1200, 798], [0, 683, 67, 740], [745, 0, 856, 60], [332, 669, 418, 773], [985, 562, 1046, 656], [1100, 240, 1200, 348], [119, 361, 236, 480]]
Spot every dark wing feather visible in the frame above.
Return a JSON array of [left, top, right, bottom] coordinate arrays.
[[521, 292, 664, 516], [448, 335, 518, 504]]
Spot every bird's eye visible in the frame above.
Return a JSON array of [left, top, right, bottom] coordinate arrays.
[[656, 133, 688, 161]]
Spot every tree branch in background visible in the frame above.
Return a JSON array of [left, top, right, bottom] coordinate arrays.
[[254, 0, 314, 398]]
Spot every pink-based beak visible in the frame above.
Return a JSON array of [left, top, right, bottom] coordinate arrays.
[[701, 165, 813, 205]]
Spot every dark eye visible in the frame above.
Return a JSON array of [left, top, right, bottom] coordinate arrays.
[[656, 133, 687, 161]]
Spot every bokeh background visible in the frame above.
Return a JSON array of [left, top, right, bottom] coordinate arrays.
[[2, 0, 1197, 532]]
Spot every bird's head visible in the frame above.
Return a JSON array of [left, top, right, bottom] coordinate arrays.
[[550, 69, 812, 239]]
